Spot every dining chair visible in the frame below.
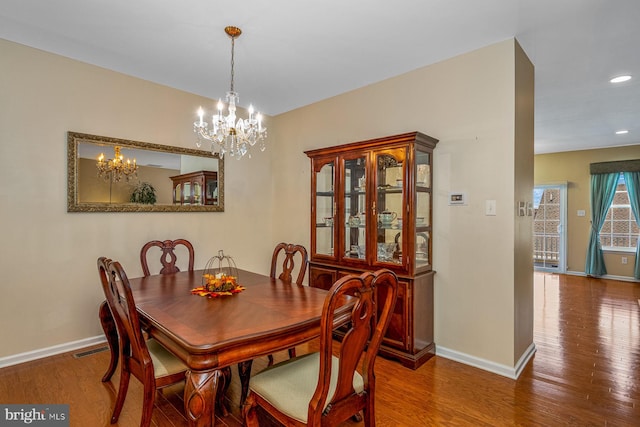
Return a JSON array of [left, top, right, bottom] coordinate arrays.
[[268, 242, 309, 361], [101, 239, 194, 382], [138, 238, 233, 415], [243, 268, 399, 426], [238, 242, 309, 407], [97, 257, 188, 427], [270, 242, 309, 286], [140, 238, 195, 277]]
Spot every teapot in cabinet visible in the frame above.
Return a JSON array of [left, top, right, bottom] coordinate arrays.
[[378, 211, 397, 225]]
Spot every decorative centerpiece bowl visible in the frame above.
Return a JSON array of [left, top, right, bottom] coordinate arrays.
[[191, 250, 245, 297]]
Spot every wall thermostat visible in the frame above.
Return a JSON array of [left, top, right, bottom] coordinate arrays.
[[449, 192, 467, 205]]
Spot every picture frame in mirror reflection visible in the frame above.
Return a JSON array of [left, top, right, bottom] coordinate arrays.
[[67, 131, 224, 212]]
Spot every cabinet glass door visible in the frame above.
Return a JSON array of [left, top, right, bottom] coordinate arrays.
[[205, 177, 218, 205], [183, 182, 191, 204], [343, 155, 367, 260], [174, 184, 181, 204], [374, 150, 405, 265], [315, 160, 335, 256], [415, 150, 432, 267], [193, 182, 202, 205]]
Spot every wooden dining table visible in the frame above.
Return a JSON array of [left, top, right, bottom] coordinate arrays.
[[100, 268, 353, 427]]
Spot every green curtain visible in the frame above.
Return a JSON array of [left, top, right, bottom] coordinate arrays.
[[584, 173, 619, 276], [623, 172, 640, 279]]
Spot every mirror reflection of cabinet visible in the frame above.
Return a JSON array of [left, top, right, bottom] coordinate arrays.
[[170, 170, 218, 205], [305, 132, 438, 369]]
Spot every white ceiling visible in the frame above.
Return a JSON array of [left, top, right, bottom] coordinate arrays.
[[1, 0, 639, 154]]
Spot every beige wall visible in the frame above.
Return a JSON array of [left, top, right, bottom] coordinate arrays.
[[535, 145, 640, 278], [1, 37, 534, 374], [513, 42, 535, 364], [273, 39, 534, 369], [0, 38, 275, 358]]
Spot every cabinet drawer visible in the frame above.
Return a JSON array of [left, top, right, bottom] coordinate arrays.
[[309, 265, 337, 291]]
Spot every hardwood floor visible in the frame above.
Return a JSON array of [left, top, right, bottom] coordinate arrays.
[[1, 273, 638, 426]]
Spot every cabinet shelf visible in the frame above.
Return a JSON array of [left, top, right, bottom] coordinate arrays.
[[378, 186, 403, 193]]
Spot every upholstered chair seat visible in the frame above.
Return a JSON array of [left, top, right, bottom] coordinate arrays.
[[249, 353, 364, 424], [146, 339, 188, 378]]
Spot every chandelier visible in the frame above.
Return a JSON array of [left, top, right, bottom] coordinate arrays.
[[193, 26, 267, 159], [96, 146, 138, 183]]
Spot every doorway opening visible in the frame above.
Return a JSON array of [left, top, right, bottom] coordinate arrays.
[[533, 184, 567, 273]]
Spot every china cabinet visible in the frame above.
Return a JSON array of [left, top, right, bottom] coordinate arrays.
[[170, 170, 218, 205], [305, 132, 437, 369]]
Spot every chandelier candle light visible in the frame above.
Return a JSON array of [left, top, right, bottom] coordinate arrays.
[[194, 26, 267, 159], [96, 146, 138, 183]]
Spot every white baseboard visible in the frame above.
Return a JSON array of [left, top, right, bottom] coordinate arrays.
[[0, 335, 107, 369], [436, 342, 536, 380], [565, 270, 639, 283]]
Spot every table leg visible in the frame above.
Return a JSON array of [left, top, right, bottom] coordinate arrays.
[[185, 368, 222, 427], [98, 301, 119, 382]]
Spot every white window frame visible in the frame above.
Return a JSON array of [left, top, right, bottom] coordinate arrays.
[[600, 173, 640, 252]]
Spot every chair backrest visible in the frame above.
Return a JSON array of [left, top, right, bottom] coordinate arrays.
[[270, 242, 308, 285], [98, 257, 152, 374], [140, 239, 195, 277], [308, 268, 398, 425]]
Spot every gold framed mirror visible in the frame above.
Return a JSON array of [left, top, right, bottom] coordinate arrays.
[[67, 131, 224, 212]]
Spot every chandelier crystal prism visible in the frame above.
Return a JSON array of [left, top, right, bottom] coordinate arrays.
[[194, 26, 267, 159]]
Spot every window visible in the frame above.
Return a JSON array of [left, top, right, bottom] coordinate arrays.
[[600, 173, 640, 250]]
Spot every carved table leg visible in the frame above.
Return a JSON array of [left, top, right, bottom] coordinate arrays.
[[237, 360, 253, 408], [185, 369, 221, 427], [98, 301, 119, 382]]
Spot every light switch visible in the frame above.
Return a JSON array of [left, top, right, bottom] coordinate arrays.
[[486, 200, 497, 216], [518, 201, 526, 216], [577, 210, 586, 217]]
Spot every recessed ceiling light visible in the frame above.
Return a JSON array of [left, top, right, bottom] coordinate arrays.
[[610, 75, 632, 83], [615, 130, 629, 135]]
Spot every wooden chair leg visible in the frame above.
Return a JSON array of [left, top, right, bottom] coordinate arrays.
[[267, 354, 274, 366], [243, 393, 259, 427], [140, 378, 156, 427], [287, 347, 296, 359], [237, 360, 253, 407], [111, 367, 130, 423], [99, 301, 119, 382], [216, 366, 232, 417], [363, 406, 373, 426]]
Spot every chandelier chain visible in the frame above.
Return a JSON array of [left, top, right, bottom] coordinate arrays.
[[230, 36, 235, 93]]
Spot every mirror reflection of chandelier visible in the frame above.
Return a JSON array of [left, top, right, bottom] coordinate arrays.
[[96, 146, 138, 183], [193, 26, 267, 159]]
